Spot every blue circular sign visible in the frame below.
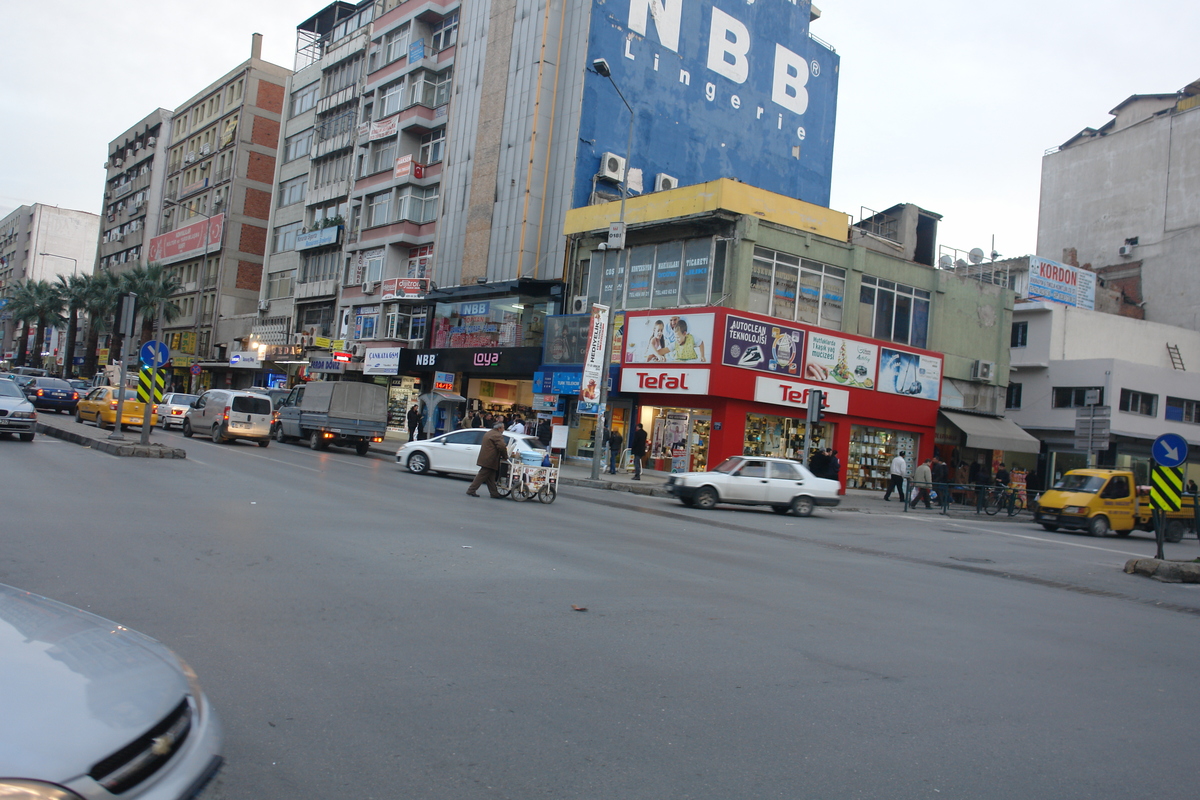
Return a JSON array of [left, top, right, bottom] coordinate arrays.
[[140, 340, 169, 367], [1153, 433, 1189, 468]]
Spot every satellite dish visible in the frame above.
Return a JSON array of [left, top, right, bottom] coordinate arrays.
[[954, 259, 968, 270], [938, 255, 953, 269], [969, 248, 985, 264]]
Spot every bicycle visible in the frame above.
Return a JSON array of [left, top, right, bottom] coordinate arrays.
[[983, 486, 1036, 517]]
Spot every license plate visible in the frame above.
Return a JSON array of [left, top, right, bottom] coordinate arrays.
[[0, 420, 10, 426], [231, 421, 249, 429]]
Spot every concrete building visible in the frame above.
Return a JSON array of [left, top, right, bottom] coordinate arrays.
[[1007, 299, 1200, 487], [96, 110, 173, 279], [1037, 78, 1200, 331], [0, 204, 100, 364], [146, 34, 291, 392]]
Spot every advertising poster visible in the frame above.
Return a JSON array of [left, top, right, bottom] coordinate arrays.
[[804, 332, 877, 390], [722, 313, 803, 376], [623, 312, 714, 364], [578, 304, 609, 415], [543, 315, 591, 365], [878, 348, 942, 402], [1026, 256, 1096, 310]]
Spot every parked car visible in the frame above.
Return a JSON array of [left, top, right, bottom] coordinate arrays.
[[158, 393, 200, 430], [67, 378, 92, 394], [0, 582, 223, 799], [396, 429, 546, 476], [75, 386, 158, 430], [666, 455, 841, 516], [10, 366, 49, 377], [183, 389, 272, 446], [22, 376, 80, 413], [247, 387, 290, 410], [0, 380, 37, 441]]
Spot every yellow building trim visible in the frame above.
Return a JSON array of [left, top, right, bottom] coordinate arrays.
[[563, 178, 850, 242]]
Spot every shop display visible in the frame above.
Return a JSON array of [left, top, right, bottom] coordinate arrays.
[[845, 426, 917, 491], [742, 414, 831, 461]]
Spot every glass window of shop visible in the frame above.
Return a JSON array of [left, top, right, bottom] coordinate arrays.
[[430, 296, 549, 348], [640, 407, 711, 473], [744, 413, 833, 463], [846, 425, 918, 491], [749, 247, 845, 328], [858, 277, 929, 349], [387, 376, 420, 430], [586, 238, 725, 311]]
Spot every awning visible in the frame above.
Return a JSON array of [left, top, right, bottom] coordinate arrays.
[[940, 410, 1040, 454], [421, 390, 465, 405]]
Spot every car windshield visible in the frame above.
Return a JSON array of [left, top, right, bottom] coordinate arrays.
[[232, 396, 271, 415], [1055, 474, 1106, 493], [0, 382, 23, 398], [170, 394, 199, 405], [118, 389, 140, 401], [711, 457, 742, 474], [34, 378, 71, 389]]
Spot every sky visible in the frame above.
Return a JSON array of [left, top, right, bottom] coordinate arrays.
[[1, 0, 1197, 263]]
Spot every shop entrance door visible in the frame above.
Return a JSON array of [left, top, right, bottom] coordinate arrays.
[[689, 415, 711, 472]]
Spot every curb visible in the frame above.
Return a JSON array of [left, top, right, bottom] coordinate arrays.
[[1124, 558, 1200, 583], [36, 422, 187, 459]]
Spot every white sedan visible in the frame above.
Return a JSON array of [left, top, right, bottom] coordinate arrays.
[[666, 455, 841, 516], [396, 428, 546, 476]]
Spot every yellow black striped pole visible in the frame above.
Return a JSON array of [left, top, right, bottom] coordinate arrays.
[[1150, 466, 1183, 512], [137, 366, 167, 405]]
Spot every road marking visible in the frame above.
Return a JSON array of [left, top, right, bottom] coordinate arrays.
[[936, 521, 1149, 558]]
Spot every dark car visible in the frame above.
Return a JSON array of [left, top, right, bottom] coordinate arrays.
[[22, 377, 80, 413]]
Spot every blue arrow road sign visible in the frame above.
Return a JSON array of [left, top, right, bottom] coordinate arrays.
[[1153, 433, 1189, 468], [140, 340, 169, 367]]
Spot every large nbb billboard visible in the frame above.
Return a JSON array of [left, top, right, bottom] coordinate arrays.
[[576, 0, 839, 209]]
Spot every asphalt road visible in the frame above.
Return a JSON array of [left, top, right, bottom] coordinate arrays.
[[4, 430, 1200, 799]]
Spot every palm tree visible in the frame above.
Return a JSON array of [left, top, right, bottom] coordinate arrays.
[[81, 270, 121, 379], [55, 273, 90, 378], [120, 263, 183, 348], [6, 280, 64, 371]]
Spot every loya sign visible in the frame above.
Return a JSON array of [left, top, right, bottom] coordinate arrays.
[[621, 368, 710, 394], [753, 375, 848, 415]]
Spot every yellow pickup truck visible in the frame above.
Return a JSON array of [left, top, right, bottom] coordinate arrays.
[[1035, 468, 1197, 540]]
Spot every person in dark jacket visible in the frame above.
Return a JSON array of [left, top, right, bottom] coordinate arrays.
[[825, 448, 841, 481], [809, 448, 829, 477], [604, 427, 624, 475], [467, 422, 507, 498], [931, 456, 949, 508], [630, 423, 648, 480], [406, 405, 421, 441]]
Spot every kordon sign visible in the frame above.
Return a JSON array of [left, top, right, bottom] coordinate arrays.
[[147, 214, 224, 265]]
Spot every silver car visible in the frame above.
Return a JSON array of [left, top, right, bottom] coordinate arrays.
[[0, 379, 37, 441], [158, 393, 199, 430], [182, 389, 272, 446], [0, 582, 223, 799]]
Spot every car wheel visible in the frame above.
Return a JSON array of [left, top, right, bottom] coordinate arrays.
[[258, 439, 270, 448], [407, 451, 430, 475], [355, 441, 371, 456], [211, 424, 224, 444], [74, 409, 82, 423], [182, 419, 194, 438], [274, 424, 288, 443], [1088, 515, 1110, 537], [694, 486, 719, 510], [18, 432, 34, 442], [1165, 520, 1186, 544], [309, 432, 328, 451], [771, 505, 790, 515], [1041, 523, 1059, 532], [791, 495, 816, 517]]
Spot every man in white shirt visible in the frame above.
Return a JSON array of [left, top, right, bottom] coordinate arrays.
[[508, 419, 526, 435], [883, 451, 908, 501]]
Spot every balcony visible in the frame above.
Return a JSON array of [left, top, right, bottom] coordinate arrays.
[[296, 278, 338, 299], [316, 84, 359, 115], [315, 131, 354, 158]]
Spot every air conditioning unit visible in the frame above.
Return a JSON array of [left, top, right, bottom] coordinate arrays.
[[113, 158, 124, 167], [362, 281, 378, 294], [1118, 244, 1135, 257], [597, 152, 625, 183], [134, 142, 143, 151], [116, 234, 126, 242], [103, 162, 110, 169], [107, 214, 115, 222], [148, 137, 157, 147], [654, 173, 679, 192], [184, 152, 197, 163], [293, 332, 314, 347], [258, 299, 270, 311], [971, 360, 996, 381], [570, 295, 589, 314], [200, 144, 212, 155]]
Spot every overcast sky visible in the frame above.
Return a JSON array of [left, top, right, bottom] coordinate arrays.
[[1, 1, 1196, 263]]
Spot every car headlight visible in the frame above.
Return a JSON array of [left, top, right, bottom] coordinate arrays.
[[0, 780, 86, 799], [12, 410, 36, 419], [1063, 506, 1087, 515]]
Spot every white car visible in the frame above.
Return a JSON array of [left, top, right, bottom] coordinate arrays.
[[158, 393, 199, 430], [396, 428, 546, 476], [666, 455, 841, 516]]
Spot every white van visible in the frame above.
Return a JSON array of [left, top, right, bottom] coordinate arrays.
[[182, 389, 273, 446]]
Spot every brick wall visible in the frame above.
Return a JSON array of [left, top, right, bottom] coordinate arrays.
[[251, 115, 280, 148], [246, 152, 276, 184], [244, 188, 272, 220], [236, 260, 263, 291], [256, 81, 285, 114], [239, 224, 267, 255]]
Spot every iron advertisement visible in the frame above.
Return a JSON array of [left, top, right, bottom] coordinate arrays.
[[721, 313, 803, 376]]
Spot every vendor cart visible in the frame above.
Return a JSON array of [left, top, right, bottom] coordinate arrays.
[[498, 452, 558, 503]]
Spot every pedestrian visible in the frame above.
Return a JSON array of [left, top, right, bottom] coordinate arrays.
[[509, 417, 525, 435], [825, 448, 841, 481], [809, 447, 829, 477], [931, 455, 949, 508], [470, 411, 483, 428], [995, 462, 1010, 487], [883, 450, 907, 501], [406, 404, 420, 442], [912, 458, 933, 508], [466, 421, 507, 498], [605, 426, 624, 475], [1189, 479, 1198, 496], [630, 423, 648, 480], [536, 417, 552, 447]]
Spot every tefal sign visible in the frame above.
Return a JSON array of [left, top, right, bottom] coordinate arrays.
[[620, 368, 710, 394], [753, 375, 849, 414]]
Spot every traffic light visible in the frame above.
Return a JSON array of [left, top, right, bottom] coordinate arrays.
[[807, 389, 825, 424]]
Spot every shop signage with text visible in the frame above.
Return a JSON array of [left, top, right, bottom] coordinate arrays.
[[753, 375, 849, 415], [146, 213, 224, 265], [309, 356, 345, 374], [364, 347, 402, 375], [621, 368, 711, 395], [722, 313, 803, 376]]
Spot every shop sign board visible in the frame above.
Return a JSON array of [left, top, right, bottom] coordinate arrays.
[[621, 368, 711, 395], [146, 213, 224, 265], [434, 371, 455, 391], [309, 355, 345, 374], [532, 394, 558, 411], [363, 347, 402, 376], [551, 372, 582, 395], [623, 312, 714, 364], [369, 115, 399, 141], [877, 348, 942, 402], [295, 226, 341, 251], [543, 314, 591, 365], [381, 278, 429, 300], [722, 313, 803, 377], [228, 350, 261, 369], [804, 331, 878, 390], [579, 304, 609, 414], [1026, 256, 1096, 310], [753, 375, 848, 415]]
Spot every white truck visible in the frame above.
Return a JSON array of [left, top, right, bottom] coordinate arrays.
[[272, 381, 388, 456]]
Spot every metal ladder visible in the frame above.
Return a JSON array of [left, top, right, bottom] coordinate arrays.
[[1168, 343, 1185, 370]]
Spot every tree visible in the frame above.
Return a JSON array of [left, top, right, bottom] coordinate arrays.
[[55, 273, 90, 378], [6, 280, 64, 371], [119, 263, 183, 347], [81, 270, 121, 379]]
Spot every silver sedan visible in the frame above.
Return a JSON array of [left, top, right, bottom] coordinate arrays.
[[158, 393, 199, 430]]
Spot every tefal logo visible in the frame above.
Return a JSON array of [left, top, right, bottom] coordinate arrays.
[[774, 383, 824, 406], [753, 375, 848, 414], [621, 369, 710, 394]]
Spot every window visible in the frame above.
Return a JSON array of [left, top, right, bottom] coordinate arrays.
[[1006, 382, 1022, 410], [377, 79, 405, 118], [383, 24, 410, 65], [283, 129, 314, 162], [385, 305, 427, 341], [299, 250, 341, 283], [858, 276, 930, 348], [750, 247, 845, 328], [1011, 320, 1028, 348], [431, 13, 459, 51], [411, 68, 453, 107], [312, 152, 350, 188], [371, 139, 397, 174], [1119, 389, 1158, 417], [361, 252, 385, 284], [368, 191, 392, 227], [396, 185, 439, 223], [290, 83, 319, 117], [322, 56, 362, 97], [267, 270, 295, 298], [420, 128, 445, 164], [316, 109, 355, 141], [408, 245, 433, 278], [354, 307, 380, 340], [1166, 396, 1200, 424], [278, 176, 308, 207], [1052, 387, 1104, 409], [273, 222, 303, 253]]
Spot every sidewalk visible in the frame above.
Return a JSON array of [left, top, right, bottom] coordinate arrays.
[[36, 414, 186, 458]]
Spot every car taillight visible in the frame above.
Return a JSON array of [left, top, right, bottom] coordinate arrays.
[[223, 405, 231, 422], [71, 392, 78, 400], [152, 405, 158, 414], [110, 401, 118, 409], [37, 389, 45, 397]]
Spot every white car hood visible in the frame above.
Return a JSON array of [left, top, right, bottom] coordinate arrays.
[[0, 584, 188, 781]]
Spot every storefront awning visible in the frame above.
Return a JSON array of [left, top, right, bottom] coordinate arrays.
[[422, 390, 466, 405], [940, 410, 1041, 454]]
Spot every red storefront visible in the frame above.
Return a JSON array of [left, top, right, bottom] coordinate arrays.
[[618, 307, 943, 490]]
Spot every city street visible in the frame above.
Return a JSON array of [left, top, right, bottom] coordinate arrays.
[[5, 433, 1200, 799]]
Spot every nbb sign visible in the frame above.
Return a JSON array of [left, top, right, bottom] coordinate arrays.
[[576, 0, 838, 209]]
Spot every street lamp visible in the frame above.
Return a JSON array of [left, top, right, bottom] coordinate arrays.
[[39, 252, 77, 276], [589, 57, 635, 480]]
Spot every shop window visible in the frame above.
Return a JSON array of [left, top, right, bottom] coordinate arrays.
[[354, 307, 380, 340], [744, 413, 823, 460], [1052, 387, 1103, 408], [751, 247, 845, 327], [431, 296, 549, 349], [1166, 396, 1200, 424], [385, 306, 427, 341], [1006, 382, 1022, 410], [846, 426, 916, 491], [625, 245, 654, 310], [859, 276, 929, 348], [1119, 388, 1157, 417], [588, 238, 717, 310], [651, 242, 682, 307], [1011, 320, 1028, 348]]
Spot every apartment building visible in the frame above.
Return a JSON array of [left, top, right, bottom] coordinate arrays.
[[96, 109, 172, 279]]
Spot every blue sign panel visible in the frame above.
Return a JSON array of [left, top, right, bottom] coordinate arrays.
[[140, 340, 169, 367], [551, 372, 582, 395], [576, 0, 838, 209], [1153, 433, 1189, 468], [295, 226, 342, 251]]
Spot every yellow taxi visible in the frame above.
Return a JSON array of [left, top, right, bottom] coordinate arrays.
[[75, 386, 158, 430]]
